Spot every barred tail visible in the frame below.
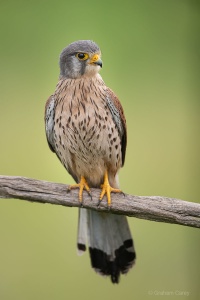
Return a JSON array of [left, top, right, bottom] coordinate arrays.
[[77, 208, 136, 283]]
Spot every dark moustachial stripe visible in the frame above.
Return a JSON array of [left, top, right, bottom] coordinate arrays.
[[89, 238, 136, 284]]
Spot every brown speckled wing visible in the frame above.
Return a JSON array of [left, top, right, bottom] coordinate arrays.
[[106, 88, 127, 166], [45, 95, 55, 153]]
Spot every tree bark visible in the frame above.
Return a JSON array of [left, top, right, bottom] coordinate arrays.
[[0, 175, 199, 228]]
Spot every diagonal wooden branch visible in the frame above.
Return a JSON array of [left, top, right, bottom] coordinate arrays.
[[0, 175, 199, 228]]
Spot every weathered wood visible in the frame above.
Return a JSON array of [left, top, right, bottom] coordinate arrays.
[[0, 175, 199, 228]]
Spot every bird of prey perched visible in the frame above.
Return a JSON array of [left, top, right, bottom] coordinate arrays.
[[45, 40, 136, 283]]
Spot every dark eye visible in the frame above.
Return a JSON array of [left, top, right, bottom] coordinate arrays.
[[78, 53, 85, 59], [76, 53, 89, 60]]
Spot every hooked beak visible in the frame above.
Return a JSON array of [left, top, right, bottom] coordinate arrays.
[[89, 54, 103, 68]]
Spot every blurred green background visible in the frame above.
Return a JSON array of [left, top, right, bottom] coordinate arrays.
[[0, 0, 199, 299]]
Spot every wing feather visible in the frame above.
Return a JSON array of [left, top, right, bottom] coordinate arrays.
[[106, 88, 127, 166], [45, 95, 55, 152]]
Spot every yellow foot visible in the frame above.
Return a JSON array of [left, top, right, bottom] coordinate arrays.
[[67, 176, 91, 204], [99, 170, 122, 207]]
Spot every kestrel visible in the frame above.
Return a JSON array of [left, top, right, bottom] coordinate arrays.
[[45, 40, 136, 283]]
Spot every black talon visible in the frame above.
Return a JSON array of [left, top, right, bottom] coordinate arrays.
[[88, 191, 93, 201]]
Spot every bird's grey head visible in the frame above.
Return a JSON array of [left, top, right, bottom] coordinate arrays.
[[59, 40, 102, 79]]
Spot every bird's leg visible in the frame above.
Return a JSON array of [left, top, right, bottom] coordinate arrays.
[[67, 176, 91, 204], [99, 170, 122, 207]]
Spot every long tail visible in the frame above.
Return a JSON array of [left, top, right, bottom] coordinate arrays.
[[77, 208, 136, 283]]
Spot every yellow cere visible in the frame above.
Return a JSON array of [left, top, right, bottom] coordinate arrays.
[[90, 53, 100, 64]]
